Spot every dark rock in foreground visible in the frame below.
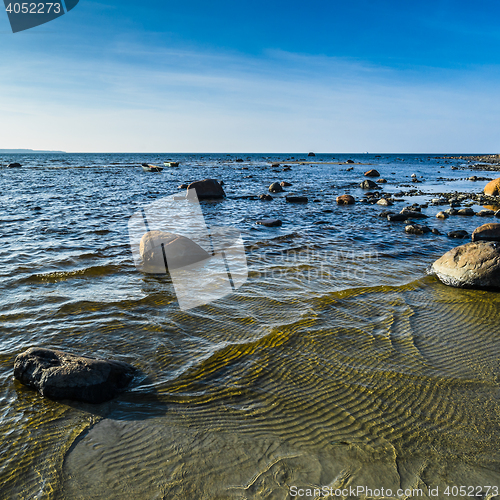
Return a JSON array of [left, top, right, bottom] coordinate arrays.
[[431, 241, 500, 288], [14, 347, 137, 404], [186, 179, 226, 199]]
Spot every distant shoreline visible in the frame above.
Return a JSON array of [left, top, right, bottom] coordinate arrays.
[[0, 149, 66, 154]]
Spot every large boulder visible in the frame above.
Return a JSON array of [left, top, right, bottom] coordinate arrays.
[[14, 348, 137, 404], [186, 179, 225, 199], [139, 230, 210, 273], [431, 241, 500, 288], [472, 223, 500, 242], [484, 178, 500, 196]]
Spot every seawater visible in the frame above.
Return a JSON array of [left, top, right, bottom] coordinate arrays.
[[1, 153, 499, 499]]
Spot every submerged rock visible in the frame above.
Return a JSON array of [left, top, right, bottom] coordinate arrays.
[[286, 196, 308, 203], [259, 194, 273, 201], [14, 347, 137, 404], [8, 162, 22, 168], [256, 218, 282, 227], [472, 223, 500, 242], [186, 179, 226, 199], [336, 194, 355, 205], [431, 241, 500, 288], [280, 181, 292, 187]]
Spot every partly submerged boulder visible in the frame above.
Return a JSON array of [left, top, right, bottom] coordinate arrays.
[[472, 223, 500, 242], [484, 178, 500, 196], [364, 169, 380, 177], [269, 182, 283, 193], [186, 179, 226, 199], [14, 347, 137, 404], [139, 230, 210, 273], [431, 241, 500, 288], [360, 180, 378, 189]]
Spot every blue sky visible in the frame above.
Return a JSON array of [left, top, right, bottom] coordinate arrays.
[[1, 0, 499, 152]]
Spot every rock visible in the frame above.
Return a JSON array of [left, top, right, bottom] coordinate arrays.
[[259, 194, 273, 201], [8, 162, 22, 168], [346, 167, 354, 171], [431, 228, 441, 235], [469, 176, 478, 181], [376, 178, 387, 183], [377, 198, 393, 206], [186, 179, 226, 199], [436, 211, 449, 219], [388, 214, 409, 222], [364, 169, 380, 177], [336, 194, 355, 205], [444, 208, 459, 215], [484, 178, 500, 196], [379, 210, 395, 217], [308, 152, 315, 157], [457, 208, 475, 216], [431, 198, 447, 205], [282, 166, 291, 171], [286, 196, 308, 203], [472, 223, 500, 242], [139, 230, 210, 273], [477, 209, 495, 217], [178, 184, 188, 189], [235, 158, 244, 162], [346, 159, 355, 163], [447, 230, 469, 239], [14, 347, 137, 404], [400, 210, 428, 219], [431, 241, 500, 288], [411, 173, 417, 178], [495, 210, 500, 218], [280, 181, 292, 187], [405, 224, 431, 235], [271, 162, 280, 168], [360, 180, 378, 189], [256, 218, 282, 227], [269, 182, 283, 193]]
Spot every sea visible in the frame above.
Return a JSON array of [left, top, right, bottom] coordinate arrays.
[[1, 153, 499, 499]]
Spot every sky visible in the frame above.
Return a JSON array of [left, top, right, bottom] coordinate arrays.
[[0, 0, 499, 153]]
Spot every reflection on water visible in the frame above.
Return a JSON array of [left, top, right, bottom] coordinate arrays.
[[0, 153, 499, 499]]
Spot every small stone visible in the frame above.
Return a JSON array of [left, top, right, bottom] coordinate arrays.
[[364, 169, 380, 177], [388, 214, 408, 222], [259, 194, 273, 201], [448, 230, 469, 239], [346, 167, 353, 171], [457, 208, 475, 216], [271, 162, 280, 167], [360, 180, 378, 189], [436, 211, 449, 219], [431, 228, 441, 235], [235, 158, 244, 162], [376, 178, 387, 183], [256, 218, 282, 227], [405, 224, 431, 235], [346, 159, 355, 163], [269, 182, 283, 193], [377, 198, 393, 206], [400, 210, 428, 219], [477, 210, 495, 217], [280, 181, 292, 187], [178, 184, 188, 189], [336, 194, 355, 205]]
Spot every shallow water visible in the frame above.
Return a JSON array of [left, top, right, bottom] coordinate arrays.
[[1, 153, 499, 499]]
